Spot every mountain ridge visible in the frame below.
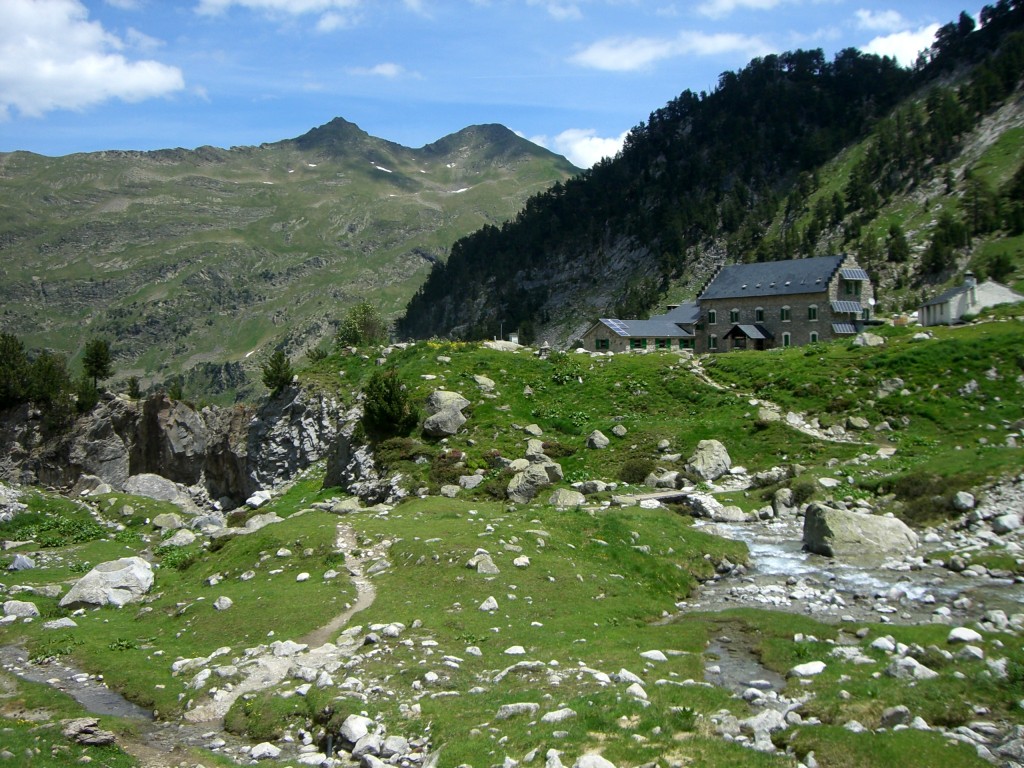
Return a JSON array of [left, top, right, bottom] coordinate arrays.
[[0, 117, 578, 401]]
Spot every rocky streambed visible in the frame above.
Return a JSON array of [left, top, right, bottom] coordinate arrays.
[[679, 493, 1024, 630]]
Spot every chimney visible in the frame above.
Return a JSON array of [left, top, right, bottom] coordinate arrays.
[[965, 271, 977, 306]]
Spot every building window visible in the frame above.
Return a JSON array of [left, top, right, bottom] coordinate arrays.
[[862, 308, 871, 321], [707, 309, 717, 325], [595, 338, 610, 350], [630, 338, 647, 349], [679, 339, 693, 349], [729, 308, 740, 323], [780, 306, 791, 322], [783, 332, 791, 348], [807, 305, 818, 321], [656, 338, 670, 349], [810, 331, 818, 343], [845, 280, 862, 296], [709, 335, 718, 350], [755, 307, 764, 323]]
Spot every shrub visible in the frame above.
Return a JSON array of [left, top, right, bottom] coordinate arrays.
[[157, 545, 199, 571], [336, 302, 389, 348], [376, 437, 426, 468], [541, 440, 576, 458], [362, 368, 418, 439], [790, 477, 817, 505], [430, 450, 465, 487], [619, 457, 656, 485]]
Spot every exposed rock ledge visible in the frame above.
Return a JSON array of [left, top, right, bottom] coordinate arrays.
[[0, 388, 347, 507]]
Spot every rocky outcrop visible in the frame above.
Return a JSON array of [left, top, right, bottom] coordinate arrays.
[[322, 406, 406, 505], [0, 389, 344, 507], [802, 503, 918, 557]]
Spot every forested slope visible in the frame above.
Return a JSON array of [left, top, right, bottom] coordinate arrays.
[[398, 1, 1024, 343]]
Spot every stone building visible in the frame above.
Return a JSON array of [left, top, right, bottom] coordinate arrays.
[[695, 254, 874, 352], [579, 254, 875, 354]]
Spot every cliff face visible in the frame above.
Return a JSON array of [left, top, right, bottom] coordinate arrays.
[[0, 388, 346, 505]]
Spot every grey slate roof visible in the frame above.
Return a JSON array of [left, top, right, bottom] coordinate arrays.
[[725, 324, 774, 340], [597, 318, 693, 338], [659, 302, 700, 324], [921, 284, 967, 307], [699, 255, 846, 300]]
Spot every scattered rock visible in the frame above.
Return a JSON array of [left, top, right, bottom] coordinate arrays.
[[496, 702, 539, 720], [251, 742, 282, 760], [549, 488, 586, 508], [788, 661, 826, 677], [7, 554, 35, 571], [214, 596, 233, 611], [3, 600, 40, 618], [61, 718, 116, 746], [948, 627, 983, 644], [586, 430, 610, 449], [479, 596, 499, 612]]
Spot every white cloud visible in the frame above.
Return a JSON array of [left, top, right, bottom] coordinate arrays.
[[531, 127, 628, 168], [197, 0, 358, 13], [0, 0, 184, 120], [105, 0, 141, 8], [570, 29, 772, 72], [570, 35, 676, 70], [527, 0, 583, 21], [696, 0, 782, 20], [316, 11, 355, 31], [347, 62, 416, 78], [855, 9, 908, 33], [197, 0, 362, 29], [863, 24, 938, 66], [125, 26, 164, 52]]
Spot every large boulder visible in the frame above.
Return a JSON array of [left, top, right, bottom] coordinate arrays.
[[123, 473, 196, 512], [802, 504, 918, 557], [59, 557, 155, 608], [507, 462, 563, 503], [684, 440, 731, 482], [424, 391, 470, 415], [423, 408, 467, 437], [548, 488, 586, 508]]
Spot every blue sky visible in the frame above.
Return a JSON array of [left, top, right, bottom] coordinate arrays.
[[2, 0, 979, 167]]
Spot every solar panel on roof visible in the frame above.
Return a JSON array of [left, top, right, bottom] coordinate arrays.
[[602, 318, 630, 336], [832, 322, 857, 334], [840, 268, 870, 281]]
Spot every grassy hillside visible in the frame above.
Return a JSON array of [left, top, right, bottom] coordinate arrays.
[[4, 319, 1024, 766], [2, 317, 1023, 766], [0, 119, 577, 400]]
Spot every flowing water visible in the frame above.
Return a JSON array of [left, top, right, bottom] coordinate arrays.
[[674, 514, 1024, 693]]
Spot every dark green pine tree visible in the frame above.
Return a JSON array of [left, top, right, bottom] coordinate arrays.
[[82, 338, 113, 389], [261, 350, 294, 396]]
